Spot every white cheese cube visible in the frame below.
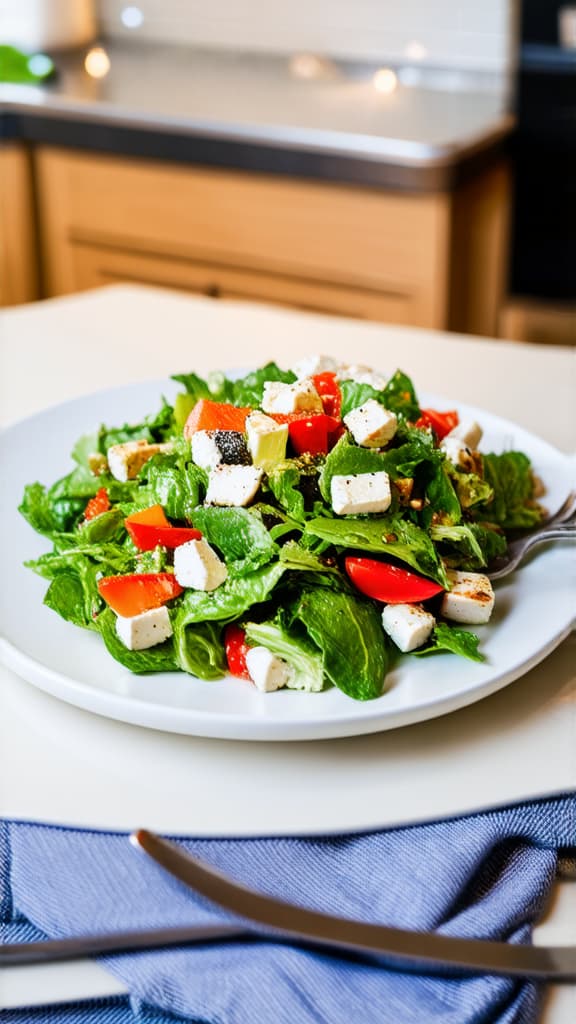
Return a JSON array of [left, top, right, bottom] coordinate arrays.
[[344, 399, 398, 448], [440, 436, 472, 469], [261, 378, 323, 415], [174, 538, 228, 591], [337, 364, 388, 390], [115, 605, 173, 651], [291, 354, 339, 378], [331, 471, 392, 515], [205, 464, 263, 507], [246, 411, 288, 471], [441, 570, 495, 625], [445, 419, 483, 449], [381, 603, 436, 653], [107, 440, 172, 482], [190, 430, 250, 471], [245, 646, 291, 692], [190, 431, 223, 470]]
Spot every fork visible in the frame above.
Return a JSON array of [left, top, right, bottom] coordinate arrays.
[[486, 491, 576, 580]]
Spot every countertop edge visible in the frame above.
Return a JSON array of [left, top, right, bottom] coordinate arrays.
[[0, 97, 514, 192]]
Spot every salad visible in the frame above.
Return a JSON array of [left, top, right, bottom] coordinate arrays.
[[19, 356, 544, 702]]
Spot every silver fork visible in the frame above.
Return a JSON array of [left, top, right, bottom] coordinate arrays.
[[486, 491, 576, 580]]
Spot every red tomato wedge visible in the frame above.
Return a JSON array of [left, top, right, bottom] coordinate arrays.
[[224, 624, 251, 680], [288, 414, 343, 455], [312, 372, 342, 417], [415, 408, 459, 441], [183, 399, 251, 438], [345, 558, 444, 604], [97, 573, 183, 617], [125, 505, 202, 551], [84, 487, 110, 520]]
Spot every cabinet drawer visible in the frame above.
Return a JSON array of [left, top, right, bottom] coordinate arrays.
[[36, 147, 450, 327], [71, 241, 423, 324]]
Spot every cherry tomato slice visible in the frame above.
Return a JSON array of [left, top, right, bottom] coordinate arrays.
[[312, 372, 342, 417], [415, 408, 459, 441], [224, 624, 251, 679], [345, 557, 444, 604], [84, 487, 110, 520], [287, 414, 343, 455]]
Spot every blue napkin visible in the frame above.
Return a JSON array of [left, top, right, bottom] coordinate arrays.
[[2, 795, 575, 1024]]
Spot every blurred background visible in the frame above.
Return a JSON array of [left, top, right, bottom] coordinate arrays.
[[0, 0, 574, 343]]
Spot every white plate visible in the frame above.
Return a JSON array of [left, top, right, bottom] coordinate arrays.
[[1, 379, 573, 741]]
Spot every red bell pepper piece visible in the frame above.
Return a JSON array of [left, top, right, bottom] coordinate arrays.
[[183, 399, 251, 438], [97, 573, 184, 617], [312, 372, 342, 417], [415, 408, 459, 441], [344, 558, 444, 604], [84, 487, 110, 520], [125, 504, 202, 551], [224, 624, 251, 679], [287, 414, 343, 456]]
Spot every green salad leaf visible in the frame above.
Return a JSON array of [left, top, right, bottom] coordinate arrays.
[[175, 562, 286, 626], [98, 608, 178, 673], [173, 620, 227, 679], [190, 506, 278, 576], [414, 622, 485, 663], [478, 452, 542, 530], [245, 620, 325, 692], [295, 587, 388, 700], [304, 514, 449, 586]]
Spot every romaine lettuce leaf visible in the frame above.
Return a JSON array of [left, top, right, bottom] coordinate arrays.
[[414, 622, 484, 662], [231, 362, 296, 407], [43, 564, 101, 631], [173, 619, 227, 679], [304, 514, 449, 586], [294, 587, 388, 700], [145, 451, 206, 520], [244, 620, 325, 691], [478, 452, 542, 530], [430, 522, 506, 569], [175, 562, 286, 626], [98, 608, 178, 672], [339, 370, 420, 421], [190, 506, 277, 576]]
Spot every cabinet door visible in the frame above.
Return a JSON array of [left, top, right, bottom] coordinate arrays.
[[71, 242, 424, 322], [0, 146, 38, 307], [36, 147, 451, 328]]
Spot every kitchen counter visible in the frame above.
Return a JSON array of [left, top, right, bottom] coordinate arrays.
[[0, 40, 513, 191]]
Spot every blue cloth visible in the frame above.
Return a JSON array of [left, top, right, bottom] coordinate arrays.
[[2, 796, 575, 1024]]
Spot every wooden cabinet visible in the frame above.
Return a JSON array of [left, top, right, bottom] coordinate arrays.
[[0, 145, 39, 307], [34, 146, 508, 334]]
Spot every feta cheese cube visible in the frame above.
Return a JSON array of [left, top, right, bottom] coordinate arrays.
[[344, 399, 398, 448], [205, 464, 263, 507], [245, 646, 291, 692], [191, 430, 250, 470], [445, 419, 483, 450], [115, 605, 173, 651], [107, 440, 172, 482], [261, 378, 323, 415], [246, 411, 288, 471], [382, 603, 436, 653], [440, 436, 474, 470], [331, 471, 392, 515], [174, 538, 228, 591], [441, 570, 495, 625], [291, 354, 339, 378], [337, 364, 388, 390]]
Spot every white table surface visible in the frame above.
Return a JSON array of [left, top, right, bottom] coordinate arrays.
[[0, 285, 574, 1016]]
